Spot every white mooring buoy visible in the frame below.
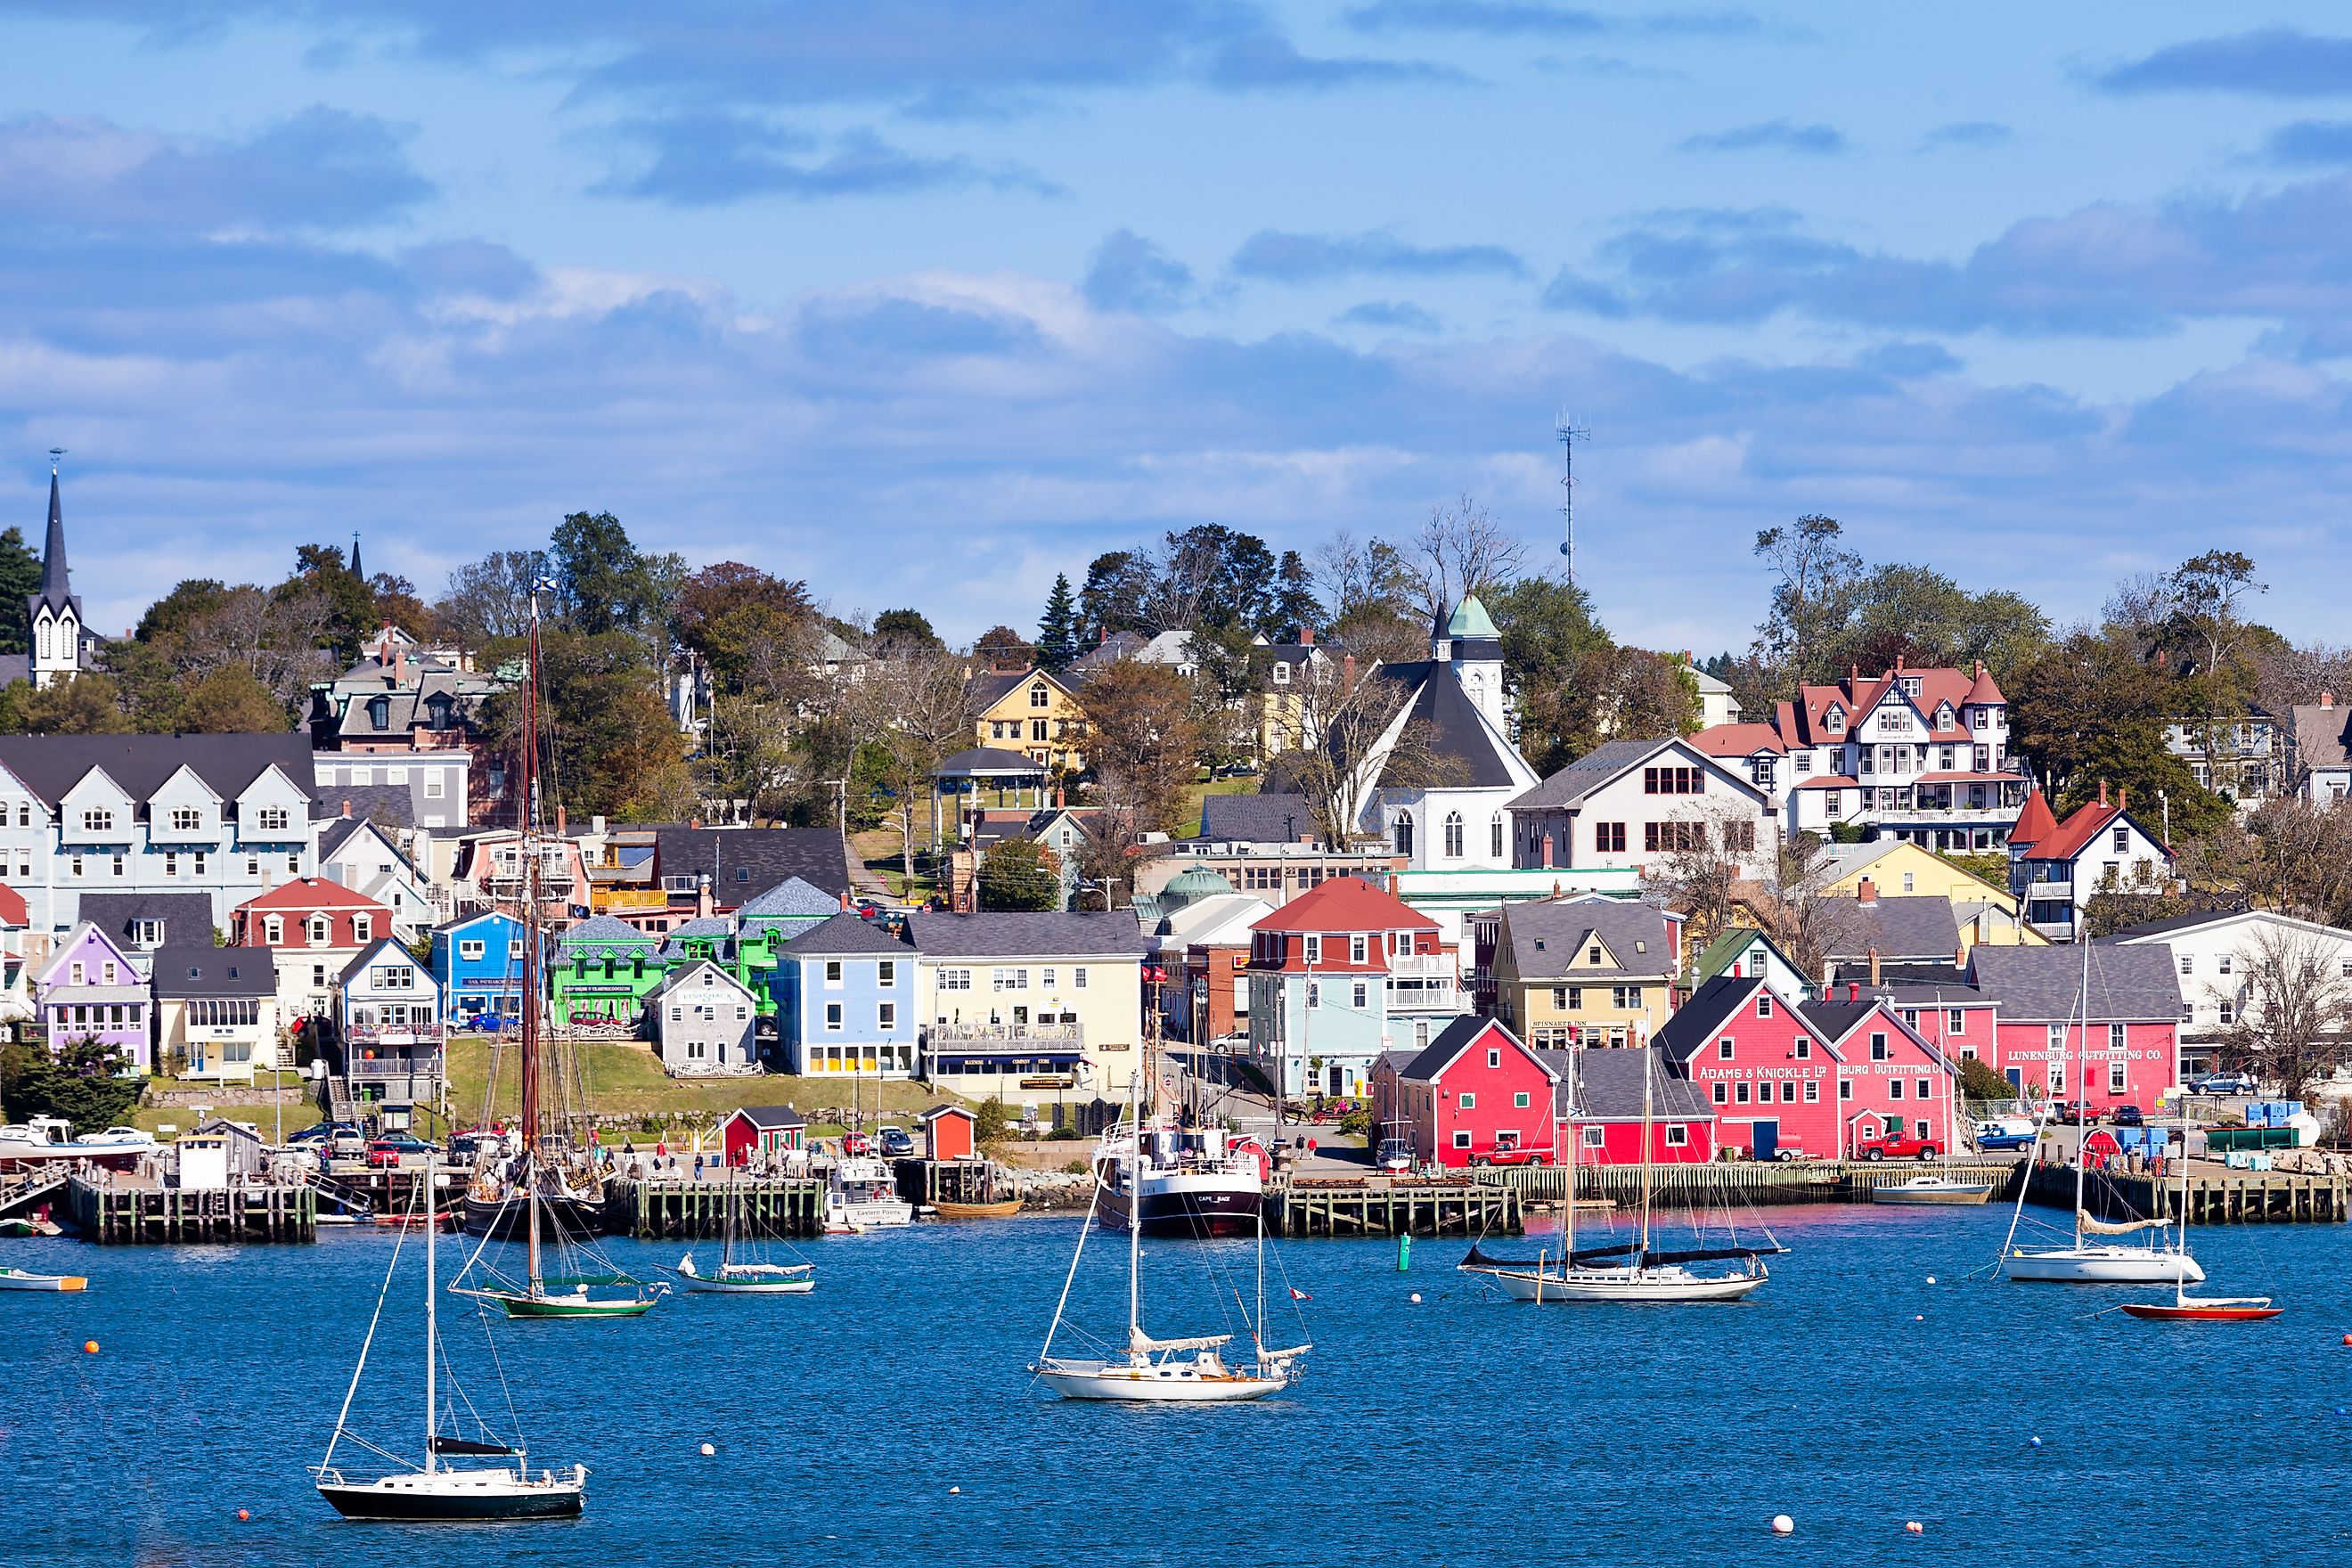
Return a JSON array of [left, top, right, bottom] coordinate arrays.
[[1770, 1515, 1794, 1536]]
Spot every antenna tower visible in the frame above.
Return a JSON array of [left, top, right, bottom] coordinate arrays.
[[1555, 414, 1589, 588]]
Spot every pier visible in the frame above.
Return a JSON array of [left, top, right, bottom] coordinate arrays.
[[894, 1157, 1000, 1207], [606, 1177, 825, 1239], [1268, 1175, 1522, 1237], [2021, 1160, 2346, 1225], [64, 1173, 315, 1243]]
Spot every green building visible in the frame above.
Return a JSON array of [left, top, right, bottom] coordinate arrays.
[[551, 914, 664, 1028]]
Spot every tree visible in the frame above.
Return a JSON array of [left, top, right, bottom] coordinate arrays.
[[2209, 924, 2352, 1099], [479, 629, 694, 823], [550, 510, 682, 644], [1079, 658, 1202, 836], [1406, 494, 1523, 624], [0, 527, 43, 657], [974, 625, 1034, 669], [2166, 550, 2266, 684], [1035, 573, 1080, 672], [977, 837, 1062, 911], [1270, 551, 1320, 638], [1648, 798, 1769, 949], [1078, 551, 1154, 644], [1752, 513, 1861, 687], [437, 550, 550, 644], [285, 543, 378, 666], [859, 645, 979, 884], [672, 561, 817, 697], [870, 608, 943, 656], [2008, 627, 2232, 838], [2243, 798, 2352, 927], [0, 1036, 145, 1126], [1281, 661, 1461, 850], [177, 668, 292, 732], [0, 672, 133, 733]]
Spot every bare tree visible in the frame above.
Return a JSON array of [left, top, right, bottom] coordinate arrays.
[[2209, 924, 2352, 1098], [2255, 641, 2352, 717], [1750, 835, 1864, 984], [1407, 494, 1524, 625], [171, 584, 339, 709], [858, 646, 979, 886], [2246, 797, 2352, 927], [1648, 798, 1776, 950], [1280, 661, 1462, 850], [437, 549, 549, 644]]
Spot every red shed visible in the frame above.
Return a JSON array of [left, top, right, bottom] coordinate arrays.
[[720, 1105, 807, 1165], [919, 1103, 977, 1162], [1384, 1017, 1560, 1169]]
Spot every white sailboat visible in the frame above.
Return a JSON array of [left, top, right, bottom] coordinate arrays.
[[2002, 940, 2202, 1285], [678, 1165, 814, 1294], [1874, 1007, 1994, 1205], [314, 1156, 588, 1522], [1466, 1033, 1776, 1304], [1033, 1069, 1308, 1401]]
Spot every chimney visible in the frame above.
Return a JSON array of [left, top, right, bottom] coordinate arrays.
[[1847, 980, 1859, 1002], [698, 873, 714, 919], [557, 805, 567, 837], [1868, 947, 1882, 986], [340, 800, 352, 818], [1974, 658, 1984, 679], [1956, 941, 1966, 967], [1055, 785, 1065, 808], [1298, 625, 1314, 646], [1849, 662, 1858, 684], [840, 887, 852, 911], [592, 814, 607, 836], [394, 648, 408, 684], [2323, 691, 2337, 710], [2098, 780, 2109, 808], [2117, 786, 2127, 813], [1895, 653, 1905, 672], [690, 818, 703, 830], [1856, 875, 1876, 905]]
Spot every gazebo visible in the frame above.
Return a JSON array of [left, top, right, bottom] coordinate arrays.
[[931, 746, 1051, 850]]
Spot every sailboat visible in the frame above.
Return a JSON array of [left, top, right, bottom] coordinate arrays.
[[677, 1165, 814, 1294], [2002, 939, 2202, 1285], [450, 578, 663, 1322], [1874, 1003, 1994, 1205], [1466, 1033, 1777, 1303], [314, 1156, 587, 1521], [1033, 1070, 1308, 1401], [2121, 1104, 2281, 1321]]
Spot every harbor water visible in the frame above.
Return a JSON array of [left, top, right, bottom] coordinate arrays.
[[5, 1204, 2349, 1565]]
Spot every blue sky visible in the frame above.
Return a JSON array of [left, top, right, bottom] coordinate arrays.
[[5, 3, 2352, 651]]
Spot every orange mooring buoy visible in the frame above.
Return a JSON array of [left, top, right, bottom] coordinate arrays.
[[82, 1340, 99, 1354]]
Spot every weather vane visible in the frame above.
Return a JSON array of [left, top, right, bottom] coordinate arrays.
[[47, 446, 64, 474]]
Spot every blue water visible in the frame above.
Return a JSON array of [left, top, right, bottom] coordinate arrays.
[[4, 1205, 2348, 1566]]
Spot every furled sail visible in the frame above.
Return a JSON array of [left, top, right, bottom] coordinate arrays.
[[429, 1435, 520, 1457], [1130, 1326, 1233, 1353], [1639, 1245, 1780, 1266], [2077, 1210, 2168, 1236]]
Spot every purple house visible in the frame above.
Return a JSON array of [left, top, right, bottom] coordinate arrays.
[[36, 921, 152, 1071]]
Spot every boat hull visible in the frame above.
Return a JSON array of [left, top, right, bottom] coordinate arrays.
[[2004, 1246, 2205, 1284], [681, 1275, 814, 1294], [1485, 1265, 1767, 1303], [461, 1192, 603, 1243], [2119, 1302, 2282, 1321], [318, 1469, 584, 1522], [489, 1293, 658, 1319], [1871, 1180, 1995, 1205], [1035, 1360, 1287, 1401], [1099, 1180, 1262, 1238], [0, 1268, 86, 1291], [934, 1199, 1024, 1219]]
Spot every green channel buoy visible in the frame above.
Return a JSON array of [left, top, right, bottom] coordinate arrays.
[[1397, 1233, 1411, 1271]]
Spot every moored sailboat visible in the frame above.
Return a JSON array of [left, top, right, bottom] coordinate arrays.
[[2120, 1101, 2280, 1321], [677, 1165, 814, 1294]]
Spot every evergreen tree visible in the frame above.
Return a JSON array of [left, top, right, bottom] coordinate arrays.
[[1035, 573, 1079, 671], [0, 527, 42, 657]]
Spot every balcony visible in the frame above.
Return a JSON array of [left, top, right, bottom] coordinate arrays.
[[349, 1056, 442, 1080], [2022, 879, 2073, 901], [342, 1023, 445, 1048], [1387, 952, 1458, 980], [927, 1021, 1084, 1049], [1386, 984, 1467, 1014]]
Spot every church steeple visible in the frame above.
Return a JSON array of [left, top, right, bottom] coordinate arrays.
[[36, 460, 69, 613], [349, 529, 363, 582], [29, 450, 86, 690]]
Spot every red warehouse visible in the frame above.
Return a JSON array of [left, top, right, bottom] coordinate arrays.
[[1370, 1017, 1560, 1169], [1968, 944, 2182, 1115], [1797, 998, 1959, 1157], [1542, 1043, 1717, 1164]]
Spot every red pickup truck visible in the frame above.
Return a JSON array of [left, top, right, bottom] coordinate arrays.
[[1855, 1132, 1943, 1162], [1469, 1145, 1552, 1169]]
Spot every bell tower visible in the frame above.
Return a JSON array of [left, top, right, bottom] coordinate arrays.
[[29, 450, 85, 690]]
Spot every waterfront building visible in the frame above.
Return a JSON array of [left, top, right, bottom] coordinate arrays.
[[34, 920, 151, 1070], [773, 911, 919, 1077], [1474, 893, 1683, 1046], [2006, 784, 2174, 942], [906, 910, 1148, 1098], [2105, 908, 2352, 1078], [427, 910, 535, 1033], [550, 913, 664, 1030], [1539, 1043, 1717, 1165], [0, 732, 320, 937], [719, 1104, 807, 1166], [1967, 943, 2182, 1112], [920, 1103, 976, 1160], [1368, 1016, 1559, 1169], [333, 936, 445, 1124], [1152, 886, 1272, 1044], [231, 878, 394, 1032], [645, 960, 761, 1075], [1245, 875, 1461, 1099], [151, 945, 280, 1082]]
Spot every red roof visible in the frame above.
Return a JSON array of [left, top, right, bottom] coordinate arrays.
[[1251, 875, 1437, 935], [233, 878, 393, 916], [1914, 771, 2026, 784], [1793, 774, 1862, 789], [2007, 788, 2058, 847], [0, 883, 25, 927], [1964, 660, 2005, 706], [1689, 722, 1784, 757], [2029, 799, 2125, 863]]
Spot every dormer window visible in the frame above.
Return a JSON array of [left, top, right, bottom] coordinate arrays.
[[81, 808, 113, 833], [1825, 707, 1844, 734], [256, 806, 290, 833], [1272, 662, 1291, 684], [1899, 675, 1923, 698], [170, 807, 201, 832], [368, 697, 391, 729], [1935, 704, 1954, 728]]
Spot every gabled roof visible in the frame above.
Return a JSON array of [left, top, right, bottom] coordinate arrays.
[[77, 892, 216, 944], [1543, 1045, 1713, 1121], [338, 936, 432, 986], [0, 734, 316, 807], [739, 877, 845, 919], [0, 883, 26, 927], [919, 1103, 976, 1123], [726, 1104, 806, 1130], [1691, 926, 1803, 985], [1654, 973, 1775, 1063], [315, 786, 418, 832], [1507, 736, 1760, 813], [782, 911, 916, 956], [654, 827, 853, 899], [2025, 797, 2169, 864], [2100, 907, 2285, 942], [1250, 875, 1436, 935], [2291, 701, 2352, 771], [1398, 1015, 1553, 1085], [1818, 895, 1962, 962], [1498, 898, 1675, 980], [647, 960, 756, 1001], [934, 746, 1049, 777], [1966, 943, 2183, 1023], [1196, 792, 1316, 844], [556, 913, 658, 954], [903, 911, 1149, 959], [664, 916, 733, 941], [151, 946, 277, 999], [1687, 723, 1786, 759], [234, 878, 392, 915], [1363, 658, 1530, 789]]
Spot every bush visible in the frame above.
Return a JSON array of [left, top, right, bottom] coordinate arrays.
[[1956, 1054, 2013, 1104], [1061, 1158, 1089, 1175], [0, 1038, 147, 1129], [1338, 1107, 1372, 1137], [975, 1096, 1010, 1146]]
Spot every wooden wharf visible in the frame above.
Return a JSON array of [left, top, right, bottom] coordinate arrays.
[[2021, 1160, 2345, 1226], [606, 1177, 824, 1239], [65, 1172, 314, 1243], [893, 1157, 1000, 1207], [1268, 1175, 1522, 1237]]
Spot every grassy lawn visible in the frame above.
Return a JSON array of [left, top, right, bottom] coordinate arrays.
[[442, 1035, 958, 1137], [135, 1071, 321, 1139], [853, 791, 943, 902], [1181, 774, 1260, 837]]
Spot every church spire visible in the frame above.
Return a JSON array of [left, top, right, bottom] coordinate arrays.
[[350, 529, 363, 582], [39, 451, 68, 607]]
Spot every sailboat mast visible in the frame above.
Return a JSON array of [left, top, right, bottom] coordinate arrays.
[[1126, 1066, 1142, 1347], [1564, 1029, 1580, 1261], [520, 577, 546, 1292], [2071, 936, 2090, 1245], [1637, 1030, 1655, 1264], [423, 1153, 437, 1473]]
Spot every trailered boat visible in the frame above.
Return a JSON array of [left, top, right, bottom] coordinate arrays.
[[1465, 1031, 1777, 1303], [0, 1265, 87, 1291], [1093, 1119, 1264, 1238], [0, 1118, 154, 1165], [1033, 1066, 1308, 1401], [314, 1154, 587, 1522], [676, 1166, 814, 1294]]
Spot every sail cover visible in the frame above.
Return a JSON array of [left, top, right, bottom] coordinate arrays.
[[429, 1436, 520, 1457], [2077, 1210, 2168, 1236], [1460, 1242, 1539, 1270], [1639, 1245, 1780, 1266], [1130, 1326, 1233, 1353]]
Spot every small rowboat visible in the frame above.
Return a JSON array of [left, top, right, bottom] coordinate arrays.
[[2120, 1296, 2283, 1322], [934, 1198, 1024, 1220], [0, 1266, 87, 1292], [373, 1209, 461, 1229]]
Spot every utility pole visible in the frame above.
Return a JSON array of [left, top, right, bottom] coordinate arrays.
[[1556, 414, 1590, 589]]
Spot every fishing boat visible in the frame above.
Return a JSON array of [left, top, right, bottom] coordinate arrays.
[[822, 1156, 913, 1232], [2121, 1103, 2280, 1321], [934, 1198, 1024, 1219], [2002, 942, 2201, 1285], [1033, 1069, 1308, 1401], [1466, 1033, 1776, 1303], [1093, 1119, 1263, 1237], [1873, 1028, 1994, 1205], [676, 1167, 814, 1294], [0, 1265, 86, 1291], [315, 1155, 586, 1522], [446, 580, 662, 1323]]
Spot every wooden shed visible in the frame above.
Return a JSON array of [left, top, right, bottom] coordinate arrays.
[[919, 1103, 977, 1162]]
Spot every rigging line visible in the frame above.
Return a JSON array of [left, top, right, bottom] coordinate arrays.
[[321, 1179, 419, 1474], [1038, 1179, 1104, 1365], [464, 1277, 527, 1450]]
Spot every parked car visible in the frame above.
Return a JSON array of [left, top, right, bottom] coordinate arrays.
[[328, 1128, 371, 1160], [2111, 1104, 2144, 1128], [877, 1126, 915, 1158], [366, 1136, 436, 1169], [1973, 1122, 2036, 1152], [1855, 1132, 1943, 1162], [2191, 1073, 2258, 1096], [2053, 1101, 2099, 1126], [839, 1131, 872, 1157], [1375, 1138, 1413, 1173], [447, 1131, 507, 1162], [1470, 1144, 1549, 1169]]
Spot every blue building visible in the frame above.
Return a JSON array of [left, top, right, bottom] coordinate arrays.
[[428, 911, 540, 1033], [772, 913, 919, 1077]]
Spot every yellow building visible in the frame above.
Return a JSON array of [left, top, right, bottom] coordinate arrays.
[[1482, 895, 1683, 1049], [1809, 840, 2046, 949], [970, 666, 1089, 773]]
